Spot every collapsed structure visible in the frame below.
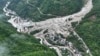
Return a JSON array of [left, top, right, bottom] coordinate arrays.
[[3, 0, 93, 56]]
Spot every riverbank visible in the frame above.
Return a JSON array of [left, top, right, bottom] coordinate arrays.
[[3, 0, 93, 56]]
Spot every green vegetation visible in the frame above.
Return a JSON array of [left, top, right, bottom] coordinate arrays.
[[6, 34, 57, 56], [0, 0, 58, 56], [66, 33, 90, 56], [76, 0, 100, 56], [0, 0, 83, 56], [8, 0, 83, 21], [0, 15, 57, 56], [0, 0, 8, 13], [76, 18, 100, 56], [0, 0, 100, 56]]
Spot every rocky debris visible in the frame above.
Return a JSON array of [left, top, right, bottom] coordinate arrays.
[[3, 0, 93, 56]]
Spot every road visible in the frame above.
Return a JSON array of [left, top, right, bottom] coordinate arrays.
[[3, 0, 93, 56]]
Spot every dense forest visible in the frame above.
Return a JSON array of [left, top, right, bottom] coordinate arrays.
[[76, 0, 100, 56], [0, 14, 57, 56], [0, 0, 100, 56], [7, 0, 84, 21], [0, 0, 57, 56]]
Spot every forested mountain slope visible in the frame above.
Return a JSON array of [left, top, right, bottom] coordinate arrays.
[[7, 0, 83, 21], [0, 0, 100, 56], [0, 0, 83, 55], [0, 0, 58, 56], [76, 0, 100, 56], [0, 15, 57, 56], [0, 13, 57, 56]]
